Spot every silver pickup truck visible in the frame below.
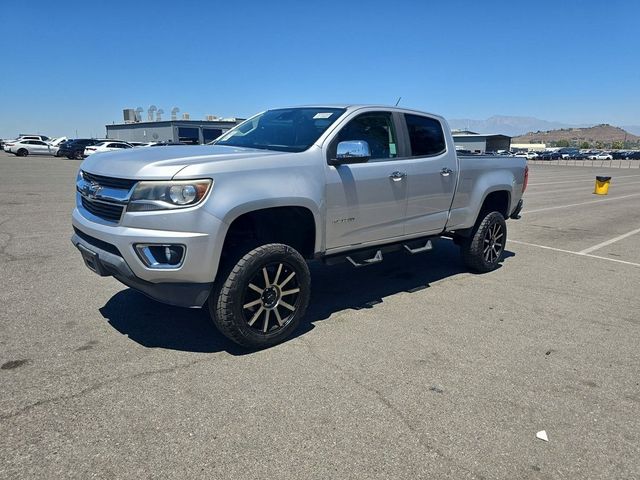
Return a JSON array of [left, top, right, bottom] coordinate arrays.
[[72, 105, 527, 348]]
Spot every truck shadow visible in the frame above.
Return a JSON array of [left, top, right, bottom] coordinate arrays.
[[100, 239, 514, 354]]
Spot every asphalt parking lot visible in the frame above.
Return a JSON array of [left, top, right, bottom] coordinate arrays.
[[1, 152, 639, 479]]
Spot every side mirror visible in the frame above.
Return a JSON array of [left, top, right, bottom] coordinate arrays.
[[331, 140, 371, 165]]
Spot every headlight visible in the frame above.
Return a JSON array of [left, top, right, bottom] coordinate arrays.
[[128, 179, 212, 212]]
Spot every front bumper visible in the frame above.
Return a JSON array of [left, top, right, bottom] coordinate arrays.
[[72, 204, 225, 282], [71, 230, 213, 308]]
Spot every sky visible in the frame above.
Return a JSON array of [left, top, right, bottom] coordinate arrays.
[[1, 0, 639, 138]]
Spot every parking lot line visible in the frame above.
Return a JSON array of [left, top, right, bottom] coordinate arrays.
[[528, 174, 640, 186], [578, 226, 640, 254], [524, 180, 640, 196], [523, 193, 640, 214], [508, 239, 640, 268]]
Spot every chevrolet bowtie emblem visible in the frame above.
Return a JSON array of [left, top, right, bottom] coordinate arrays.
[[83, 181, 102, 199]]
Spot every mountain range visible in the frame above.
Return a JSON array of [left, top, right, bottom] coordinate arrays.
[[448, 115, 640, 137], [512, 124, 640, 147]]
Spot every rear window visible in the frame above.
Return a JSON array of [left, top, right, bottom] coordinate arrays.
[[404, 114, 446, 157]]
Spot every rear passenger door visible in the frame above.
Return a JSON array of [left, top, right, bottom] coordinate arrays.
[[400, 113, 457, 235]]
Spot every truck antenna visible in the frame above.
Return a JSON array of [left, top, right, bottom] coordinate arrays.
[[395, 96, 402, 106]]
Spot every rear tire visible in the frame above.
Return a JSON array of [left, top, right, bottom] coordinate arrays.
[[16, 149, 28, 157], [208, 243, 311, 349], [75, 150, 84, 160], [460, 211, 507, 273]]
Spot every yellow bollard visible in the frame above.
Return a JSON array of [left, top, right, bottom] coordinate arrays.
[[594, 176, 611, 195]]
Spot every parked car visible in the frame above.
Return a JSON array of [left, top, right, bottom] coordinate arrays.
[[588, 152, 613, 160], [46, 137, 68, 156], [4, 139, 54, 156], [17, 134, 51, 142], [551, 148, 580, 159], [84, 141, 133, 157], [71, 104, 527, 349], [128, 142, 156, 147], [538, 151, 561, 160], [514, 151, 538, 159], [57, 139, 106, 159], [612, 150, 634, 160], [2, 135, 52, 151]]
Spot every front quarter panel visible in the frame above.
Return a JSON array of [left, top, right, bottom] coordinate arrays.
[[174, 150, 326, 254]]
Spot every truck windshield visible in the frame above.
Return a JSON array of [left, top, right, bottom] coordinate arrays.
[[213, 107, 346, 152]]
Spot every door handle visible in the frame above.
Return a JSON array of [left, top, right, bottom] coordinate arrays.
[[389, 171, 406, 181], [440, 167, 454, 176]]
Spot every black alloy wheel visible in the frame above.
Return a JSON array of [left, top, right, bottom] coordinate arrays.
[[483, 221, 504, 264], [241, 261, 302, 334], [461, 211, 507, 273], [209, 243, 311, 349]]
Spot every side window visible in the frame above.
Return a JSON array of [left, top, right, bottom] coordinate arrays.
[[404, 114, 446, 157], [334, 112, 398, 160]]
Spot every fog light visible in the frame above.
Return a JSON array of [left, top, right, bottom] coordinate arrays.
[[135, 244, 185, 269]]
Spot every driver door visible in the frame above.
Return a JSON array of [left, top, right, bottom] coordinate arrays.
[[324, 111, 410, 250]]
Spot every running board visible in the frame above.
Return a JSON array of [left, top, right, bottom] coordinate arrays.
[[403, 239, 433, 254], [322, 234, 437, 267], [346, 250, 383, 268]]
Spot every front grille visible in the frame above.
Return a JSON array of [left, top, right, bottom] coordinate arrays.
[[82, 171, 137, 190], [73, 227, 122, 256], [81, 197, 124, 222]]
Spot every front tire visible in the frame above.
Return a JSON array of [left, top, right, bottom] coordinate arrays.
[[461, 211, 507, 273], [208, 243, 311, 349], [75, 150, 84, 160], [16, 149, 28, 157]]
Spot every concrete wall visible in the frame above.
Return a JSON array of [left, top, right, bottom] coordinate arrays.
[[453, 137, 487, 153], [486, 136, 511, 152], [511, 143, 546, 152], [106, 124, 175, 143], [106, 120, 239, 144]]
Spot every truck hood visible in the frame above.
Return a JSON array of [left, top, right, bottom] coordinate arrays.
[[78, 145, 285, 179]]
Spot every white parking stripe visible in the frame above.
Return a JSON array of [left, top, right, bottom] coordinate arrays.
[[530, 174, 603, 182], [508, 239, 640, 268], [525, 180, 640, 196], [529, 174, 640, 186], [523, 193, 640, 214], [578, 227, 640, 254]]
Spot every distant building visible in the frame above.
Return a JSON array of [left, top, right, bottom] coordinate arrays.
[[106, 110, 243, 144], [451, 130, 511, 153], [510, 143, 546, 152]]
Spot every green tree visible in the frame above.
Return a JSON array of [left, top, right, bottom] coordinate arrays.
[[595, 141, 604, 149], [556, 139, 570, 147], [580, 141, 590, 149], [611, 141, 624, 150]]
